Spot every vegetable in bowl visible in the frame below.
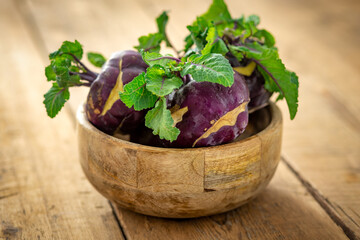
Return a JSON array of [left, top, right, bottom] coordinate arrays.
[[182, 0, 299, 119], [161, 71, 249, 148], [43, 0, 298, 147], [86, 50, 148, 135]]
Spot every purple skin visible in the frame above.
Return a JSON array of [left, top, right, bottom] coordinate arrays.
[[130, 125, 163, 147], [226, 53, 272, 110], [245, 68, 273, 109], [161, 71, 250, 148], [86, 50, 148, 135]]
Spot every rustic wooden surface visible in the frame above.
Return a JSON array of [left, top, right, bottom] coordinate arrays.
[[0, 0, 359, 239], [0, 1, 124, 240]]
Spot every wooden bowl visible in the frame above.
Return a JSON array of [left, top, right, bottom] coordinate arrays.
[[76, 102, 282, 218]]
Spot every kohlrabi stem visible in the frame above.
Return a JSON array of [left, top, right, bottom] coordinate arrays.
[[78, 82, 92, 87], [62, 53, 98, 79], [71, 82, 92, 87], [252, 59, 285, 97], [150, 56, 181, 63], [69, 71, 97, 82]]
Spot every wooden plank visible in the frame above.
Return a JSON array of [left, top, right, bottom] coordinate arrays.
[[114, 162, 347, 240], [0, 1, 124, 239], [24, 0, 354, 238], [221, 0, 360, 237], [130, 0, 360, 237]]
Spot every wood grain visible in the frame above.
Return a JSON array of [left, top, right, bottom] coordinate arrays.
[[222, 0, 360, 237], [114, 162, 348, 240], [130, 1, 360, 237], [0, 1, 124, 239], [77, 103, 282, 218], [204, 137, 261, 190], [5, 0, 359, 238], [131, 0, 360, 237]]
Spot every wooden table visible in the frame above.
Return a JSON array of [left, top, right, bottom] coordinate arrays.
[[1, 0, 359, 239]]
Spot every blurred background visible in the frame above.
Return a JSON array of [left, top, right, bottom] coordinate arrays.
[[1, 0, 359, 239]]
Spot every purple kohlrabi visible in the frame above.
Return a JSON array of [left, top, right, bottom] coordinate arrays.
[[244, 68, 272, 110], [161, 71, 250, 148], [86, 50, 148, 134]]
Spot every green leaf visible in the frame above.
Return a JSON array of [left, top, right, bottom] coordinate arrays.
[[69, 65, 80, 72], [45, 65, 56, 81], [156, 11, 172, 47], [253, 29, 276, 47], [87, 52, 106, 67], [216, 21, 236, 37], [188, 0, 232, 41], [145, 97, 180, 142], [134, 33, 164, 53], [259, 65, 299, 120], [51, 55, 81, 87], [52, 65, 71, 87], [61, 40, 83, 59], [181, 53, 234, 87], [232, 15, 260, 39], [228, 45, 245, 62], [119, 72, 158, 111], [135, 11, 173, 54], [156, 11, 168, 36], [243, 42, 298, 119], [50, 40, 83, 60], [43, 82, 70, 118], [53, 66, 81, 87], [184, 0, 232, 46], [47, 44, 85, 88], [186, 17, 210, 51], [210, 39, 228, 54], [201, 26, 228, 55], [182, 0, 232, 51], [200, 0, 232, 23], [69, 74, 81, 85], [246, 15, 260, 26], [49, 50, 61, 60], [52, 55, 72, 68], [184, 34, 194, 52], [201, 27, 217, 55], [184, 49, 197, 58], [142, 51, 176, 68], [44, 40, 100, 119], [145, 65, 183, 97]]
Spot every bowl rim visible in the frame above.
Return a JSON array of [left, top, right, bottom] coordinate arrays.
[[77, 102, 282, 153]]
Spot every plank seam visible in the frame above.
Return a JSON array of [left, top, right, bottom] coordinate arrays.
[[323, 90, 360, 134], [335, 203, 360, 228], [281, 156, 359, 240], [0, 192, 18, 200], [14, 1, 127, 238], [14, 1, 358, 238], [109, 201, 128, 240]]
